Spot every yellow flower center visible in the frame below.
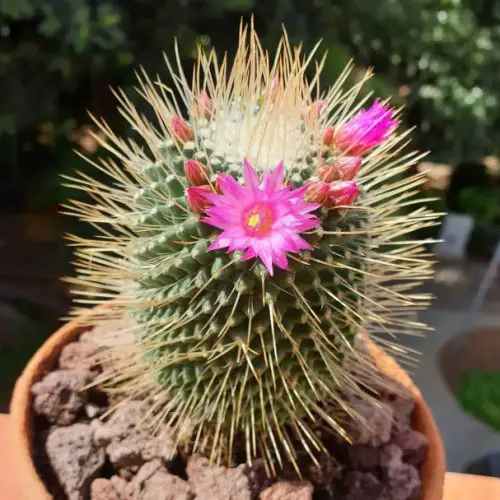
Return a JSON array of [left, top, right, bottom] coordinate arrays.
[[244, 204, 274, 236], [247, 213, 261, 228]]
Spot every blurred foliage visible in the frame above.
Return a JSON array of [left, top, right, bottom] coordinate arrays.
[[459, 369, 500, 432], [324, 0, 500, 163], [2, 0, 500, 210], [327, 0, 500, 162], [459, 187, 500, 226], [459, 185, 500, 258]]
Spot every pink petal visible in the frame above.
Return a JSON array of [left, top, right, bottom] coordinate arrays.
[[272, 249, 289, 270], [265, 161, 285, 193], [256, 240, 274, 276], [219, 174, 246, 200], [208, 235, 232, 251], [242, 247, 257, 261], [243, 159, 260, 191]]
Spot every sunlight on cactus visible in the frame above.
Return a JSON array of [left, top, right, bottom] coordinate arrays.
[[64, 23, 438, 475]]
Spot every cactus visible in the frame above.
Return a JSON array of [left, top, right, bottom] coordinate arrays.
[[66, 25, 437, 474]]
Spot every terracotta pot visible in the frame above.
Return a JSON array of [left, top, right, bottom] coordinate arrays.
[[10, 313, 446, 500]]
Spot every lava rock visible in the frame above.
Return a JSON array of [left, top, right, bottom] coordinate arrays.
[[118, 468, 135, 481], [125, 460, 166, 498], [186, 455, 262, 500], [343, 471, 383, 500], [380, 444, 404, 479], [59, 339, 101, 371], [125, 459, 194, 500], [110, 475, 128, 498], [393, 427, 428, 467], [348, 444, 381, 471], [92, 401, 176, 469], [259, 480, 314, 500], [347, 398, 394, 447], [138, 472, 194, 500], [385, 391, 416, 427], [46, 423, 105, 500], [381, 463, 421, 500], [32, 369, 94, 425], [90, 478, 119, 500]]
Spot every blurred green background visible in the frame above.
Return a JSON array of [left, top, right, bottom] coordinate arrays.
[[1, 0, 500, 404]]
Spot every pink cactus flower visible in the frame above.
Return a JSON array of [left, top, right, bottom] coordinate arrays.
[[187, 185, 212, 214], [334, 101, 398, 155], [202, 160, 321, 275], [326, 181, 360, 208], [171, 116, 193, 143], [318, 156, 362, 182], [185, 159, 209, 185]]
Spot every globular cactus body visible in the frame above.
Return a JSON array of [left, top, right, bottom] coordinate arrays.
[[67, 25, 436, 473]]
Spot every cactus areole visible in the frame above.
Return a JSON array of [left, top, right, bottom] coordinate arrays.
[[66, 24, 437, 474]]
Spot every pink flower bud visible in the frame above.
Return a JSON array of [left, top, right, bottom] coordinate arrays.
[[304, 181, 331, 204], [326, 181, 360, 208], [303, 99, 324, 121], [185, 159, 209, 185], [187, 185, 212, 215], [334, 101, 398, 155], [317, 156, 361, 182], [336, 156, 362, 180], [322, 156, 362, 181], [198, 90, 212, 118], [214, 173, 227, 194], [258, 77, 280, 107], [323, 127, 334, 146], [267, 77, 279, 100], [317, 159, 340, 183], [171, 116, 193, 143]]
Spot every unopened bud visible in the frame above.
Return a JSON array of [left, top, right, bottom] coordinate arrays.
[[306, 99, 324, 121], [186, 185, 212, 215], [317, 159, 340, 183], [304, 181, 330, 204], [171, 116, 193, 143], [214, 173, 228, 194], [323, 127, 334, 146], [336, 156, 362, 181], [326, 181, 360, 208], [198, 90, 212, 118], [185, 159, 209, 185], [318, 156, 362, 182]]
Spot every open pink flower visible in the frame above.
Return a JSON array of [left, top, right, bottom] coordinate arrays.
[[334, 101, 398, 155], [202, 160, 320, 275]]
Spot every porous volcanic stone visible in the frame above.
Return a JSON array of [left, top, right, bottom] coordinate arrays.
[[32, 369, 94, 425], [46, 423, 105, 500], [259, 480, 314, 500]]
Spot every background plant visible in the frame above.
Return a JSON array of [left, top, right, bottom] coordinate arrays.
[[3, 0, 500, 212]]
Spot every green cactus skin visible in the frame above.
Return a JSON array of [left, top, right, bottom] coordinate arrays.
[[66, 27, 437, 473], [133, 133, 369, 418]]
